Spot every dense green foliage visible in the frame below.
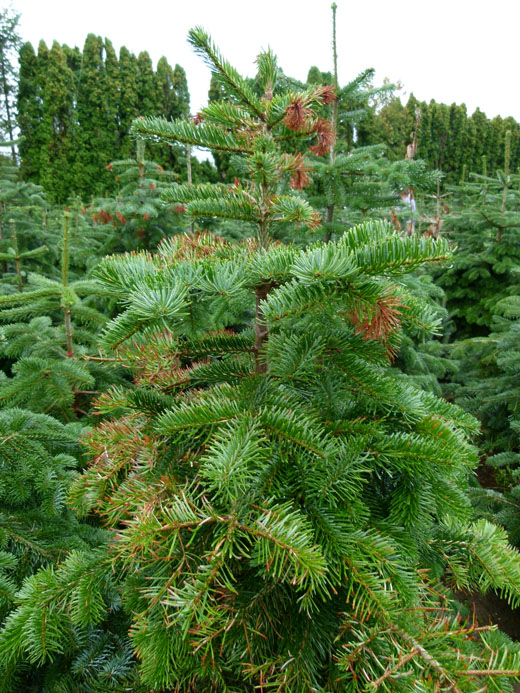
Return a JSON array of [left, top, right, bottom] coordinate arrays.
[[1, 6, 520, 691], [359, 93, 520, 183], [17, 35, 191, 201]]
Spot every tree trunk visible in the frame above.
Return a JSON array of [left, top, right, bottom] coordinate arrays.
[[0, 61, 16, 163], [254, 282, 273, 374]]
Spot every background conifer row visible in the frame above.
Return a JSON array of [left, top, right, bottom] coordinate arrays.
[[16, 35, 191, 200]]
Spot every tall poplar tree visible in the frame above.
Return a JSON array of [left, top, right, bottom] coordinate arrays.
[[0, 6, 21, 161]]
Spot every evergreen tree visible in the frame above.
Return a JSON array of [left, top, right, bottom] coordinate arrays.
[[4, 30, 520, 691], [359, 97, 520, 183], [74, 34, 115, 196], [16, 42, 40, 181], [207, 71, 234, 180], [359, 96, 407, 160], [0, 212, 116, 420], [468, 107, 488, 171], [306, 5, 439, 244], [447, 102, 468, 176], [17, 37, 195, 198], [38, 41, 76, 202], [476, 293, 520, 543], [439, 130, 520, 335], [428, 101, 451, 171], [18, 40, 50, 187], [92, 139, 183, 252], [136, 50, 157, 116], [0, 139, 48, 285], [156, 58, 190, 121], [154, 58, 190, 171], [0, 162, 136, 690], [103, 38, 121, 161], [118, 45, 140, 159]]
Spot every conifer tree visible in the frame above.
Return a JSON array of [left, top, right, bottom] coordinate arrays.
[[439, 130, 520, 335], [4, 29, 520, 691], [74, 34, 116, 195], [0, 140, 47, 284], [359, 98, 520, 183], [17, 42, 40, 181], [103, 39, 121, 160], [136, 50, 157, 117], [0, 404, 135, 693], [0, 213, 115, 419], [447, 103, 468, 176], [207, 71, 234, 180], [17, 37, 196, 198], [307, 4, 439, 244], [156, 58, 190, 121], [17, 40, 51, 185], [357, 95, 408, 159], [38, 41, 76, 202], [445, 286, 520, 547], [154, 58, 190, 171], [92, 139, 182, 251], [118, 45, 140, 159]]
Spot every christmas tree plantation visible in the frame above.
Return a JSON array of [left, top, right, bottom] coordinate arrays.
[[2, 28, 520, 692]]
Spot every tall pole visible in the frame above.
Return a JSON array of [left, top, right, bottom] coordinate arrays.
[[324, 3, 338, 243]]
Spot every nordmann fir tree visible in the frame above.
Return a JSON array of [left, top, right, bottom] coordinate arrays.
[[0, 213, 115, 420], [91, 139, 182, 253], [439, 130, 520, 336], [3, 29, 520, 691], [461, 288, 520, 547]]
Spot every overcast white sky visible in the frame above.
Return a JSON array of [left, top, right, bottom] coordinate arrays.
[[10, 0, 520, 123]]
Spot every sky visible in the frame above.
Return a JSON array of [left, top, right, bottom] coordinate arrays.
[[9, 0, 520, 124]]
